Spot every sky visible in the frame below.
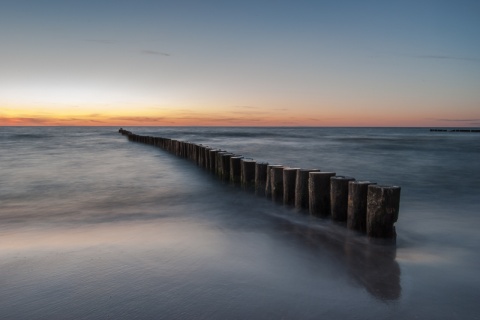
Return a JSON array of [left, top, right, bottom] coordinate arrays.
[[1, 0, 479, 127]]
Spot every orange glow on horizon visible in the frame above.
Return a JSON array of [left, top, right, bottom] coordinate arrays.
[[2, 103, 479, 127], [1, 112, 477, 127]]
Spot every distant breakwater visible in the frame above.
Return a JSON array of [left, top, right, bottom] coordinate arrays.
[[430, 128, 480, 132], [119, 128, 401, 240]]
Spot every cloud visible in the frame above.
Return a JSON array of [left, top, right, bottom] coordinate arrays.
[[434, 118, 480, 126], [0, 116, 51, 124], [233, 105, 259, 109], [141, 50, 170, 57], [108, 116, 168, 122], [436, 118, 480, 122], [174, 115, 265, 123], [84, 39, 113, 44], [410, 54, 480, 62], [229, 111, 271, 115]]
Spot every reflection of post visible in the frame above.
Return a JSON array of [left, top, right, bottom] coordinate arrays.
[[343, 235, 401, 300], [367, 185, 401, 238], [274, 218, 401, 301]]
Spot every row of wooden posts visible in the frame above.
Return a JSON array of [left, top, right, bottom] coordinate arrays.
[[119, 128, 401, 239]]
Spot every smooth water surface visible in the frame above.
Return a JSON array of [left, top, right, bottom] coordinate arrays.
[[1, 127, 479, 319]]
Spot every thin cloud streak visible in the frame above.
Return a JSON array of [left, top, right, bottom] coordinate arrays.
[[84, 39, 113, 44], [410, 54, 480, 62], [436, 118, 480, 122], [233, 106, 259, 109], [141, 50, 171, 57]]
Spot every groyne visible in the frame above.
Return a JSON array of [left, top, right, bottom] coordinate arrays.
[[119, 128, 401, 240], [430, 128, 480, 132]]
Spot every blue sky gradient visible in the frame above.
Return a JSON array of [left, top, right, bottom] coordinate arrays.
[[1, 0, 479, 126]]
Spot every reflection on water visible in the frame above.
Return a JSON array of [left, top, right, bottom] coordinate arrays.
[[271, 217, 401, 301]]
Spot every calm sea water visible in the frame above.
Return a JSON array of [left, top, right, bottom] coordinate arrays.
[[1, 126, 479, 319]]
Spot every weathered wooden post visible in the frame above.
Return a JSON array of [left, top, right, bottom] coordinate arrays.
[[209, 149, 220, 172], [230, 156, 243, 183], [347, 181, 376, 232], [255, 162, 269, 196], [271, 166, 285, 202], [220, 153, 233, 180], [241, 159, 256, 189], [265, 165, 283, 197], [188, 142, 194, 160], [295, 169, 320, 209], [309, 172, 336, 216], [366, 185, 401, 238], [283, 168, 300, 206], [331, 176, 356, 222], [215, 152, 227, 176], [198, 145, 206, 167], [203, 147, 212, 169]]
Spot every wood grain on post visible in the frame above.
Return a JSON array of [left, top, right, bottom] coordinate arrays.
[[366, 185, 401, 238], [309, 172, 336, 216], [271, 166, 285, 202], [241, 159, 256, 189], [215, 152, 227, 177], [230, 157, 243, 183], [203, 147, 212, 169], [347, 181, 376, 232], [265, 165, 283, 197], [208, 149, 220, 172], [295, 169, 320, 209], [330, 176, 356, 222], [220, 153, 233, 180], [283, 168, 300, 206], [255, 162, 269, 196]]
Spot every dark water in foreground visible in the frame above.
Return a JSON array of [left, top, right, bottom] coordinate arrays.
[[1, 126, 479, 319]]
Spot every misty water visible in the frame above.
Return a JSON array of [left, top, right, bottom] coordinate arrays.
[[1, 126, 479, 319]]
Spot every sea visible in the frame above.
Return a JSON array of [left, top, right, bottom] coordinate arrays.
[[1, 126, 479, 319]]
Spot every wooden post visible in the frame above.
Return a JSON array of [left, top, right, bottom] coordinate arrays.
[[271, 166, 285, 202], [347, 181, 376, 232], [209, 149, 220, 172], [215, 152, 227, 177], [241, 159, 256, 189], [220, 153, 233, 180], [230, 156, 243, 183], [283, 168, 300, 206], [295, 169, 320, 209], [330, 176, 356, 222], [366, 185, 401, 238], [203, 147, 212, 169], [265, 165, 282, 197], [255, 162, 269, 196], [309, 172, 336, 216], [197, 145, 205, 167]]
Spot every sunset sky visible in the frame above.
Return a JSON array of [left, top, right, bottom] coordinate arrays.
[[1, 0, 479, 126]]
